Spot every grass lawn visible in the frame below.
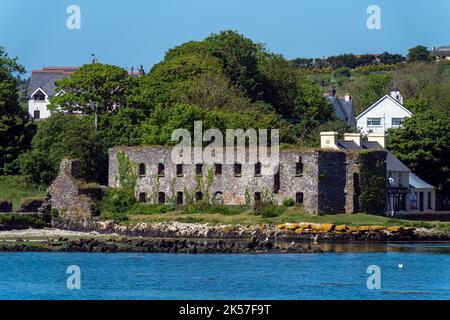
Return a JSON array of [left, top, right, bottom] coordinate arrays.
[[0, 176, 46, 211], [125, 206, 450, 230]]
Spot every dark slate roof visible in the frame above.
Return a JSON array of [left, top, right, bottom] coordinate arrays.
[[336, 139, 411, 172], [27, 68, 76, 98], [341, 98, 354, 119], [431, 47, 450, 56], [336, 140, 360, 150], [361, 141, 383, 149], [326, 95, 356, 126]]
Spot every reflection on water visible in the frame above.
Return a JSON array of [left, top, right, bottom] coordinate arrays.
[[317, 242, 450, 254]]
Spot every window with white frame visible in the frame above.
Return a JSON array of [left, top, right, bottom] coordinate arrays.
[[367, 118, 381, 126], [392, 118, 404, 126]]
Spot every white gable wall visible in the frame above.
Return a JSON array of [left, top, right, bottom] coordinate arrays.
[[28, 98, 52, 119], [357, 96, 412, 134]]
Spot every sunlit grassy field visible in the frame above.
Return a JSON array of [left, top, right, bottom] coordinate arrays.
[[0, 176, 46, 211]]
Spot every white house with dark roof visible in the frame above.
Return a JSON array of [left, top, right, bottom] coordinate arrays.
[[356, 89, 413, 134], [27, 65, 145, 120], [27, 67, 78, 119], [320, 131, 435, 214], [326, 90, 356, 127]]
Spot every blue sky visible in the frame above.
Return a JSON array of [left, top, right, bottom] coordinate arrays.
[[1, 0, 449, 75]]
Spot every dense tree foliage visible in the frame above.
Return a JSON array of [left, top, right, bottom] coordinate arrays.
[[49, 64, 133, 115], [0, 46, 34, 175], [391, 62, 446, 98], [388, 110, 450, 195], [346, 73, 392, 114], [17, 114, 105, 185], [407, 45, 432, 62], [292, 52, 405, 70]]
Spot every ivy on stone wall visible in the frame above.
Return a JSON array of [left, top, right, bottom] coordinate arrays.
[[357, 151, 387, 214], [116, 151, 138, 191]]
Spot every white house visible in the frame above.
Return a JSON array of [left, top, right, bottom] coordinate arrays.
[[356, 89, 413, 134], [27, 65, 145, 120], [27, 67, 78, 120]]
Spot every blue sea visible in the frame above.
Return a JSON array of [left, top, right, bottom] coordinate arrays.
[[0, 243, 449, 300]]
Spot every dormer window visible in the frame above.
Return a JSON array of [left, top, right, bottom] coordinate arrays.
[[33, 89, 46, 101]]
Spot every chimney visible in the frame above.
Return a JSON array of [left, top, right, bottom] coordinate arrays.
[[131, 66, 134, 75], [367, 133, 386, 149], [345, 93, 351, 102], [139, 64, 145, 76], [320, 132, 339, 150], [344, 133, 362, 147], [390, 88, 403, 105]]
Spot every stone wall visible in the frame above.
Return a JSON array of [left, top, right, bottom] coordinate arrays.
[[344, 152, 361, 214], [48, 159, 103, 221], [109, 147, 357, 215], [317, 151, 347, 214]]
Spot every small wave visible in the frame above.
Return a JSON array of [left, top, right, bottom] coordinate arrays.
[[320, 282, 359, 287], [383, 290, 432, 295]]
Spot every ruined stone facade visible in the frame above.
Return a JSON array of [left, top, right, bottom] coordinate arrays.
[[49, 159, 103, 221], [108, 146, 385, 215]]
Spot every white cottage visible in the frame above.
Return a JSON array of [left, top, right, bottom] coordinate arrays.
[[356, 89, 413, 134], [27, 67, 78, 120]]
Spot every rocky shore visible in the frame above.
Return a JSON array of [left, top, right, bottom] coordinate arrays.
[[0, 220, 448, 254], [0, 234, 324, 254], [53, 220, 450, 242]]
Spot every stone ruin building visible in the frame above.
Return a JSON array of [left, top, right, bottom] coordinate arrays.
[[108, 139, 387, 215]]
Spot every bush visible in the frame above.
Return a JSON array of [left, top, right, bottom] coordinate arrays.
[[17, 114, 106, 185], [99, 211, 128, 222], [282, 198, 295, 207], [127, 203, 174, 215], [98, 188, 136, 220], [50, 208, 59, 219], [261, 205, 285, 218], [0, 213, 46, 228]]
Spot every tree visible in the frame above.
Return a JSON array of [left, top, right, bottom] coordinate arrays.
[[407, 45, 431, 62], [178, 72, 252, 111], [333, 67, 352, 79], [378, 52, 405, 64], [391, 62, 445, 99], [98, 107, 145, 149], [206, 30, 263, 100], [134, 53, 224, 111], [388, 110, 450, 195], [18, 114, 105, 185], [346, 73, 392, 114], [0, 46, 34, 175], [49, 63, 133, 128]]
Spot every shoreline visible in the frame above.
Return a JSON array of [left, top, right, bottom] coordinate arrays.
[[0, 222, 449, 253]]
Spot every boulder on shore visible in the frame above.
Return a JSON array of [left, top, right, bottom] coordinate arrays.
[[19, 199, 44, 213], [0, 201, 13, 213]]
